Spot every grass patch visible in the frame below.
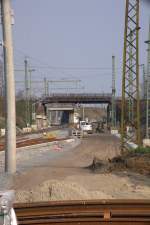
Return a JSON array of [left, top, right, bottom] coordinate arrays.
[[133, 146, 150, 154]]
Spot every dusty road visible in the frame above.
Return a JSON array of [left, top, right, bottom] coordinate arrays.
[[13, 134, 120, 188], [9, 133, 150, 202]]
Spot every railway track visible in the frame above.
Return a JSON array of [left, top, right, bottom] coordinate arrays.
[[0, 137, 67, 151], [0, 125, 69, 151], [14, 200, 150, 225]]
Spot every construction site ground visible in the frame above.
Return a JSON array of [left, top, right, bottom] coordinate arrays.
[[0, 131, 150, 202]]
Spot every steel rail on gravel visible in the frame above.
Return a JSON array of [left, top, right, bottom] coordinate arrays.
[[14, 200, 150, 225]]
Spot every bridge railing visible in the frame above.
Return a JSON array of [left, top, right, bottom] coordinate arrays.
[[46, 93, 112, 98]]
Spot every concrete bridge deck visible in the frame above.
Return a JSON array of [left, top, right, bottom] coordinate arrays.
[[42, 93, 112, 104]]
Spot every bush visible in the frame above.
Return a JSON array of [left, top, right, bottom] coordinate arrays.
[[134, 146, 150, 154]]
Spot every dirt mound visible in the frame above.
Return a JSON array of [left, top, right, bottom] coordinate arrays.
[[88, 152, 150, 176], [125, 153, 150, 175], [87, 156, 126, 173], [15, 180, 113, 203]]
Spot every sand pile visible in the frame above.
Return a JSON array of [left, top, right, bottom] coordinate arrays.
[[15, 180, 113, 203]]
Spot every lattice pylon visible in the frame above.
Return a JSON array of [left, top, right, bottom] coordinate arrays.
[[121, 0, 141, 149], [145, 20, 150, 138], [128, 31, 134, 123]]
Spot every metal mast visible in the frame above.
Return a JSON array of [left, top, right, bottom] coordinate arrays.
[[142, 64, 146, 99], [140, 64, 146, 137], [24, 58, 30, 126], [111, 55, 116, 128], [121, 0, 141, 149], [145, 20, 150, 139], [44, 77, 49, 97], [28, 68, 35, 100]]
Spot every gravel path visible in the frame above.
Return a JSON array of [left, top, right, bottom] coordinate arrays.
[[0, 133, 150, 202]]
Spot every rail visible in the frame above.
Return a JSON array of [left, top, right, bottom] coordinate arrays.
[[14, 200, 150, 225]]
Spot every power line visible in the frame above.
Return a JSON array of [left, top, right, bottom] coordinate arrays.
[[14, 64, 122, 71], [14, 48, 122, 71]]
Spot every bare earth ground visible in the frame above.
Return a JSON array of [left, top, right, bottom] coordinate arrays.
[[4, 133, 149, 202]]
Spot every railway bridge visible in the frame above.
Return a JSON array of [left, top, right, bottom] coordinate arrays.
[[42, 93, 112, 104], [41, 93, 121, 125]]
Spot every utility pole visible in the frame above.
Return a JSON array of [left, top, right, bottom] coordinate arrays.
[[44, 77, 49, 96], [142, 64, 146, 99], [0, 59, 4, 97], [28, 68, 35, 125], [32, 102, 36, 123], [121, 0, 141, 149], [145, 20, 150, 139], [28, 68, 35, 100], [1, 0, 16, 173], [82, 105, 85, 121], [24, 58, 30, 126], [111, 55, 116, 128], [0, 78, 3, 97]]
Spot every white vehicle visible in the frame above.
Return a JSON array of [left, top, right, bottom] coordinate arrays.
[[79, 121, 93, 133]]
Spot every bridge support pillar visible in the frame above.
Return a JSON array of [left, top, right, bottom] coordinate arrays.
[[48, 111, 52, 126], [107, 104, 111, 128], [69, 112, 74, 124]]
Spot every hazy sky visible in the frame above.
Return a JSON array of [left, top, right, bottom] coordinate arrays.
[[11, 0, 150, 95]]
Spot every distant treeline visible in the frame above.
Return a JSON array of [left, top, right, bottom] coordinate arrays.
[[0, 97, 34, 128]]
